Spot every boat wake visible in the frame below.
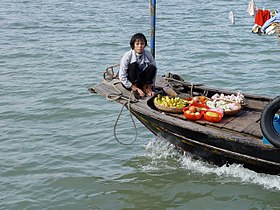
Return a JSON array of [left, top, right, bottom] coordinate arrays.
[[142, 137, 280, 191]]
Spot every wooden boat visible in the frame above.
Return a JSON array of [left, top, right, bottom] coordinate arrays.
[[90, 72, 280, 175]]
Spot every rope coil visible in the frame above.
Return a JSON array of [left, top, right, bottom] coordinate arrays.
[[107, 82, 139, 146]]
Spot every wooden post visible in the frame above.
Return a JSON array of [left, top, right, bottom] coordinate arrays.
[[150, 0, 156, 58]]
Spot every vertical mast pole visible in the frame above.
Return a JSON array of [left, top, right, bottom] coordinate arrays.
[[150, 0, 156, 58]]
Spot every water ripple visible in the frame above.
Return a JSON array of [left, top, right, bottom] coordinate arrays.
[[1, 0, 280, 209]]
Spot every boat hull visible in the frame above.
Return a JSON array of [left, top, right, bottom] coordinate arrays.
[[90, 76, 280, 175], [131, 109, 280, 175]]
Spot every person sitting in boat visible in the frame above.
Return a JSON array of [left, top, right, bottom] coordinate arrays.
[[119, 33, 157, 97]]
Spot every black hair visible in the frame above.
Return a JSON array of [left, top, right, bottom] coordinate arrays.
[[129, 33, 148, 49]]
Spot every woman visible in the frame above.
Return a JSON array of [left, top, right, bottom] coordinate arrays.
[[119, 33, 157, 97]]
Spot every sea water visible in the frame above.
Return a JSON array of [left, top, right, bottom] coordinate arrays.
[[1, 0, 280, 209]]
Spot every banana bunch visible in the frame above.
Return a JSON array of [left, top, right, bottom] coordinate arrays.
[[154, 94, 187, 108]]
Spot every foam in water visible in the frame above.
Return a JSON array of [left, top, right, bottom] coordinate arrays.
[[143, 137, 280, 191]]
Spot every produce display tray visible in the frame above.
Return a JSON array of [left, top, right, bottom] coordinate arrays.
[[154, 103, 184, 113]]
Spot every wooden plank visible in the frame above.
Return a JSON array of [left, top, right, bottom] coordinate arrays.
[[243, 122, 263, 138], [153, 107, 263, 138], [93, 81, 133, 100], [193, 109, 247, 128], [92, 82, 117, 97], [246, 98, 270, 110], [223, 110, 261, 133]]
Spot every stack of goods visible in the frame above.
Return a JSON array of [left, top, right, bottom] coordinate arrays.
[[206, 92, 244, 116], [183, 104, 208, 121], [183, 101, 223, 122], [182, 93, 245, 122], [153, 94, 188, 113], [153, 92, 245, 123]]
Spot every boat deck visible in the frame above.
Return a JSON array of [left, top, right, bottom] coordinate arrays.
[[150, 76, 272, 140], [159, 109, 263, 139], [92, 78, 267, 141]]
